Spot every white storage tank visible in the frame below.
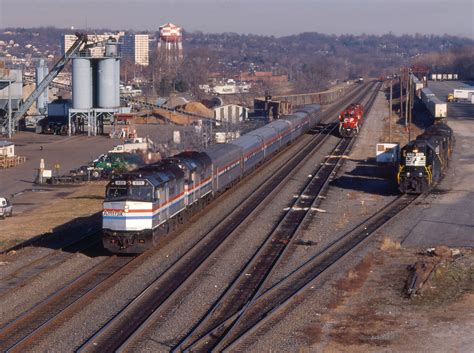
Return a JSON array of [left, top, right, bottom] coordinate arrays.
[[72, 58, 92, 109], [115, 58, 120, 107], [97, 58, 117, 108], [105, 39, 118, 57], [96, 39, 120, 109], [35, 59, 49, 113]]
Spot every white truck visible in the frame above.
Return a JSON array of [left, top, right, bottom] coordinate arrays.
[[453, 89, 474, 101], [108, 137, 153, 154], [0, 197, 13, 219]]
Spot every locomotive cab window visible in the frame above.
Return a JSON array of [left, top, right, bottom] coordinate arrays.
[[129, 186, 154, 202], [106, 187, 128, 200]]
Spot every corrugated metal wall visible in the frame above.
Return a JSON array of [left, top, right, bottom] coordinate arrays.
[[214, 104, 249, 124]]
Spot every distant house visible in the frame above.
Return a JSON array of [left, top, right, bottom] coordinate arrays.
[[0, 141, 15, 157], [214, 104, 249, 125]]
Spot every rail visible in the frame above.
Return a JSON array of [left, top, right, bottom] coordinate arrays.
[[77, 83, 376, 352], [175, 82, 381, 352]]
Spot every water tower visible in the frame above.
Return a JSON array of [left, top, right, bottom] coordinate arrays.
[[158, 23, 183, 62]]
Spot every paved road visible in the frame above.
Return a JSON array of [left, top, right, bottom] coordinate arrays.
[[0, 133, 118, 214], [0, 133, 117, 196], [401, 111, 474, 248]]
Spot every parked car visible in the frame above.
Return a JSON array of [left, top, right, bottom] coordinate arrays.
[[0, 197, 13, 219]]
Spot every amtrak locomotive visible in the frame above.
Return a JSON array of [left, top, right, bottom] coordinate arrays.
[[397, 123, 454, 193], [103, 105, 322, 253]]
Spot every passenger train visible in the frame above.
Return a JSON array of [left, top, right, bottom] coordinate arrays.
[[397, 122, 454, 193], [103, 105, 322, 253]]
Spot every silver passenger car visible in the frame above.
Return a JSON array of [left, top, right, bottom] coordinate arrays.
[[205, 143, 242, 193], [229, 134, 264, 175]]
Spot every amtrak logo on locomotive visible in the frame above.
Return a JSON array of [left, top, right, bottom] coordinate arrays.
[[103, 210, 124, 216]]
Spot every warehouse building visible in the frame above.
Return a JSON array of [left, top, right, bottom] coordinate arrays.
[[214, 104, 249, 125]]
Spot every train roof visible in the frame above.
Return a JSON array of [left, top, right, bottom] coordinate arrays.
[[421, 87, 435, 96], [171, 151, 212, 172], [424, 123, 453, 137]]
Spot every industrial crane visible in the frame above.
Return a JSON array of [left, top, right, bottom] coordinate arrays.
[[1, 33, 88, 135]]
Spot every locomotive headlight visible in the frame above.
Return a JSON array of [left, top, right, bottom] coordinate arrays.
[[406, 172, 411, 177], [124, 205, 129, 213], [419, 172, 423, 177]]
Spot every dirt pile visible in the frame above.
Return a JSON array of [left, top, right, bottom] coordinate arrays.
[[182, 102, 213, 118]]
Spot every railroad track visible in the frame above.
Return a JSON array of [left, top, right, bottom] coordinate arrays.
[[0, 82, 373, 352], [0, 229, 102, 296], [192, 194, 419, 352], [0, 255, 138, 352], [0, 82, 366, 298], [76, 83, 379, 352], [170, 82, 382, 352], [76, 125, 339, 353]]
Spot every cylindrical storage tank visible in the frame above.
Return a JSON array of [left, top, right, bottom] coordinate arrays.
[[97, 58, 117, 108], [36, 59, 46, 113], [43, 64, 49, 103], [72, 58, 92, 109], [115, 58, 120, 107], [105, 39, 118, 57]]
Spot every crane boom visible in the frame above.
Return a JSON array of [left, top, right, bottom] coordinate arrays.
[[8, 33, 87, 127]]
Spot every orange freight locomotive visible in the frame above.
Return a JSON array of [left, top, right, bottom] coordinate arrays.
[[338, 103, 364, 137]]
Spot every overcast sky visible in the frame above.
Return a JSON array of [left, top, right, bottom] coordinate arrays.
[[0, 0, 473, 38]]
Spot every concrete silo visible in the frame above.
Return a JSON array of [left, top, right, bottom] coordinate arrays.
[[115, 56, 120, 107], [96, 39, 120, 109], [97, 58, 116, 108], [35, 59, 49, 114], [72, 58, 92, 109]]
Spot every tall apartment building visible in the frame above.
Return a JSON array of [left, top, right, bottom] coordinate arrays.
[[63, 32, 149, 66], [120, 34, 149, 66]]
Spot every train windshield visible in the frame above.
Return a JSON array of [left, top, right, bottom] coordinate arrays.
[[128, 186, 154, 202], [106, 187, 128, 200], [106, 180, 154, 202]]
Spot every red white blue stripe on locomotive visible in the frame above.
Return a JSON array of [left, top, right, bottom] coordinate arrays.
[[103, 177, 212, 221]]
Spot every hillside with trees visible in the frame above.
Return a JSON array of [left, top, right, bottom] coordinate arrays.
[[1, 27, 472, 98]]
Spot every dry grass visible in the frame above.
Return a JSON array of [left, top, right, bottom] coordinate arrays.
[[380, 237, 401, 251], [0, 182, 106, 250]]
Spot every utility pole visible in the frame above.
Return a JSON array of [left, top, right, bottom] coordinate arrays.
[[399, 69, 403, 121], [8, 80, 12, 138], [405, 69, 409, 128], [389, 79, 393, 142], [409, 71, 413, 141], [407, 73, 411, 141]]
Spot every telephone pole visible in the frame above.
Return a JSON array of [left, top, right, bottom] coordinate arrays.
[[389, 79, 393, 142], [408, 70, 413, 141], [405, 69, 409, 128], [399, 68, 403, 121]]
